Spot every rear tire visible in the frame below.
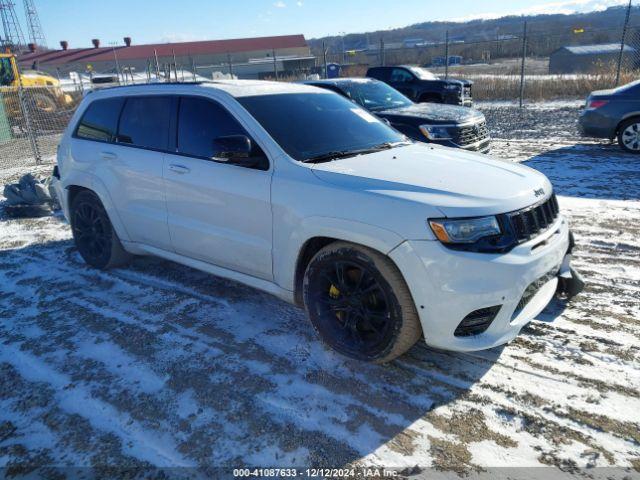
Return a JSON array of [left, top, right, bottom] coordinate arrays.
[[303, 242, 422, 363], [70, 190, 131, 269], [617, 118, 640, 154]]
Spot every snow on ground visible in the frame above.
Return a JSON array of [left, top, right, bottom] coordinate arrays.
[[0, 102, 639, 476]]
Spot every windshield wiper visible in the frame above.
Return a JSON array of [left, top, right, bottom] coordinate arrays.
[[302, 142, 409, 164]]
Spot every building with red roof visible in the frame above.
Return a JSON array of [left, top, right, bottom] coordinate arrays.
[[18, 34, 315, 79]]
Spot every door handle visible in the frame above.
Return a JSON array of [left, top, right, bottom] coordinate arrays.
[[169, 164, 190, 174], [100, 151, 117, 160]]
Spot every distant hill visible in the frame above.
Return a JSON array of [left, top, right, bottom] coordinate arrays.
[[309, 5, 639, 59]]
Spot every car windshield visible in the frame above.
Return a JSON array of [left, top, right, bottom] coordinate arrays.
[[238, 92, 407, 162], [342, 80, 413, 112], [406, 66, 437, 80]]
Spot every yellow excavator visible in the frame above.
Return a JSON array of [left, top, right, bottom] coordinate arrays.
[[0, 51, 74, 116]]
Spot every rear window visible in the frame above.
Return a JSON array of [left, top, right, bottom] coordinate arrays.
[[367, 68, 389, 81], [118, 96, 173, 150], [75, 98, 124, 142]]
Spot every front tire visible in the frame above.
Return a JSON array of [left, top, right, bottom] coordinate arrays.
[[617, 118, 640, 154], [303, 242, 421, 363], [70, 190, 131, 269]]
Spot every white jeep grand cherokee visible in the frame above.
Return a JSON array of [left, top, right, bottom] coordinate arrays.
[[52, 80, 582, 362]]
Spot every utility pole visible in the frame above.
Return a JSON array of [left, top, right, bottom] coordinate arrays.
[[444, 30, 450, 79], [615, 0, 632, 87], [379, 37, 385, 66], [519, 21, 528, 108], [23, 0, 46, 48]]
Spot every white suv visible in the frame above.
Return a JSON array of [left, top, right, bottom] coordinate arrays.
[[52, 81, 582, 362]]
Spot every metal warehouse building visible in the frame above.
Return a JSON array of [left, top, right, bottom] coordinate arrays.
[[17, 34, 315, 79], [549, 43, 638, 74]]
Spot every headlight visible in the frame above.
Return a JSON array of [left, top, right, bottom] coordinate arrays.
[[429, 216, 501, 244], [420, 124, 452, 140]]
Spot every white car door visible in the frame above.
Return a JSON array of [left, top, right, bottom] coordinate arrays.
[[163, 95, 273, 281], [72, 96, 172, 250]]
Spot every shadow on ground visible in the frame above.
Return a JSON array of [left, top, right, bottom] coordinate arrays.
[[525, 142, 640, 201], [0, 235, 502, 471]]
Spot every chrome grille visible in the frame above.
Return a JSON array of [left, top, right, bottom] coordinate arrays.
[[453, 120, 489, 147]]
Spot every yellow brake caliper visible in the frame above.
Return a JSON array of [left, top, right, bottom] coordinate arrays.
[[329, 284, 342, 321]]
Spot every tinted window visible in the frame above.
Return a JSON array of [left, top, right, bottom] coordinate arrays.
[[75, 98, 124, 142], [238, 92, 405, 161], [118, 96, 172, 150], [390, 68, 414, 83], [177, 97, 248, 158], [367, 68, 389, 81]]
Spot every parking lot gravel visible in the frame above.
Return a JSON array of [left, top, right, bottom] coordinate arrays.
[[0, 101, 638, 477]]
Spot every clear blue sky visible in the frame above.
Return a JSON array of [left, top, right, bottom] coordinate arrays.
[[33, 0, 627, 48]]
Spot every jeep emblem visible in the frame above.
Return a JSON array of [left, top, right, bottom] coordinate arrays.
[[534, 188, 545, 197]]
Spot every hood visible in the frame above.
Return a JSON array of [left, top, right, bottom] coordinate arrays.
[[445, 77, 473, 87], [378, 102, 484, 124], [311, 143, 551, 218]]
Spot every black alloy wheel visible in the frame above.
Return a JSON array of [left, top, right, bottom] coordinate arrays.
[[303, 242, 421, 362], [70, 190, 130, 269]]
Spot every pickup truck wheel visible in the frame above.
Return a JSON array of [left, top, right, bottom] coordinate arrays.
[[617, 118, 640, 153], [303, 242, 421, 363], [70, 190, 131, 269]]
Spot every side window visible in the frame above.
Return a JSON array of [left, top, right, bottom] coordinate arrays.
[[117, 96, 172, 150], [390, 68, 414, 83], [177, 96, 256, 159], [75, 98, 124, 142]]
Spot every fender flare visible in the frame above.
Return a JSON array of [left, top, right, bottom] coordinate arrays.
[[275, 215, 405, 292], [63, 172, 132, 242], [618, 112, 640, 132]]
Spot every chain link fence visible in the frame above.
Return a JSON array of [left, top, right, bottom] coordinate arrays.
[[0, 84, 82, 170], [325, 1, 640, 102], [1, 2, 639, 171]]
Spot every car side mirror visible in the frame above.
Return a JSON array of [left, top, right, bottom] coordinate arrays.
[[213, 134, 251, 159], [212, 134, 265, 169]]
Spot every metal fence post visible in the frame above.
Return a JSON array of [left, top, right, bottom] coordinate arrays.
[[444, 30, 451, 79], [519, 21, 528, 108], [322, 40, 327, 78], [15, 65, 41, 165], [272, 48, 278, 80], [616, 0, 632, 87], [154, 48, 160, 80], [227, 52, 233, 77]]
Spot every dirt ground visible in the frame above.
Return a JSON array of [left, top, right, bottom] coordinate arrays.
[[0, 102, 639, 478]]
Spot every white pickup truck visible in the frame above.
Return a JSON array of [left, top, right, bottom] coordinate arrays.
[[52, 80, 583, 362]]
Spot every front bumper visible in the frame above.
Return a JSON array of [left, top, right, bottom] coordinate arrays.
[[390, 215, 571, 351]]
